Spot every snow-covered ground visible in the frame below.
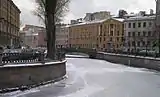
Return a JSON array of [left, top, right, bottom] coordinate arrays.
[[1, 58, 160, 97], [65, 54, 89, 58]]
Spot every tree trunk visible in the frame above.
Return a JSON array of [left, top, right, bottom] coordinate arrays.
[[45, 0, 57, 59]]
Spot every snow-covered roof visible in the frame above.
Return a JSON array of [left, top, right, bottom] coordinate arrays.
[[25, 32, 38, 36], [124, 15, 156, 21], [70, 18, 124, 27], [65, 25, 71, 28], [114, 18, 125, 22], [124, 14, 137, 17]]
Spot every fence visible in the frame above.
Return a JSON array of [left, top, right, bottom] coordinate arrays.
[[0, 50, 66, 65], [0, 52, 45, 65]]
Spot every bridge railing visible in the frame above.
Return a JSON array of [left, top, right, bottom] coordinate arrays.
[[0, 50, 66, 66], [0, 52, 45, 65]]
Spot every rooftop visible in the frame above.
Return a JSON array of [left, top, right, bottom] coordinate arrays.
[[11, 0, 21, 13], [124, 15, 156, 21], [113, 18, 125, 22], [69, 18, 124, 27]]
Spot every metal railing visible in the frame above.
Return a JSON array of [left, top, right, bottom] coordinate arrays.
[[0, 50, 66, 66], [0, 52, 45, 65], [105, 51, 159, 58]]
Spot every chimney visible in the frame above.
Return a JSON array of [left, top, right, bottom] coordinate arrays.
[[150, 9, 154, 15], [139, 11, 146, 16]]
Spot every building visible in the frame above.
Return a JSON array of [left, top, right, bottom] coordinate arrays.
[[98, 18, 124, 52], [0, 0, 21, 46], [21, 25, 46, 48], [38, 29, 46, 47], [56, 24, 69, 48], [69, 21, 100, 49], [69, 18, 124, 52], [84, 11, 111, 22], [124, 15, 156, 53], [19, 31, 26, 45]]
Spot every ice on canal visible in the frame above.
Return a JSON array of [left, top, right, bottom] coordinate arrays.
[[1, 58, 160, 97]]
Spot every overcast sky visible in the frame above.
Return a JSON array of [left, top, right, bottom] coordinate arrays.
[[13, 0, 156, 26]]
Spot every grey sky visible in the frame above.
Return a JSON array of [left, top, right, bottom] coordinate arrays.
[[13, 0, 156, 26]]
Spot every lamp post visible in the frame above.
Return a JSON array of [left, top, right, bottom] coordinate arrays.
[[155, 0, 160, 55]]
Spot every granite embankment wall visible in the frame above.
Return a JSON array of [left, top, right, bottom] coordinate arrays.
[[0, 60, 66, 90], [96, 52, 160, 71]]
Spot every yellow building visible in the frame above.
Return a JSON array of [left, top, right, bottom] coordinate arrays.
[[69, 22, 100, 49], [98, 18, 124, 52], [69, 18, 124, 52], [0, 0, 21, 46]]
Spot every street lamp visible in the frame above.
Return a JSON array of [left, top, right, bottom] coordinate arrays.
[[155, 0, 160, 55]]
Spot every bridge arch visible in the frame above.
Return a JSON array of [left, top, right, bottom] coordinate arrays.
[[60, 48, 97, 58]]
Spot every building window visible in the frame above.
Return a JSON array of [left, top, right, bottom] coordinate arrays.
[[110, 37, 112, 41], [138, 32, 141, 36], [116, 44, 119, 48], [132, 32, 135, 37], [142, 41, 145, 46], [103, 44, 105, 48], [128, 42, 130, 47], [117, 37, 119, 41], [147, 41, 150, 45], [34, 36, 36, 40], [149, 22, 152, 27], [121, 37, 123, 42], [104, 38, 106, 41], [128, 23, 131, 28], [132, 41, 135, 46], [148, 31, 151, 36], [138, 22, 141, 28], [110, 24, 114, 28], [137, 41, 140, 47], [143, 31, 146, 36], [117, 31, 120, 36], [128, 32, 131, 37], [143, 22, 146, 28], [110, 31, 113, 36], [100, 37, 102, 42], [133, 23, 136, 28]]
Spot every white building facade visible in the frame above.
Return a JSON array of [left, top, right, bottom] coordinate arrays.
[[124, 15, 157, 52], [20, 25, 46, 48]]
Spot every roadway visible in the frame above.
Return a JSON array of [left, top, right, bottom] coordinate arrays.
[[1, 55, 160, 97]]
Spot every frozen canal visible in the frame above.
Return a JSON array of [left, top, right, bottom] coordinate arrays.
[[1, 56, 160, 97]]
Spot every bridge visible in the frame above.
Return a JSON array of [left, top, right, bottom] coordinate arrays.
[[60, 48, 97, 58]]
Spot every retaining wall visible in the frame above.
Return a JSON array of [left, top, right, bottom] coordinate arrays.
[[96, 52, 160, 71], [0, 60, 66, 90]]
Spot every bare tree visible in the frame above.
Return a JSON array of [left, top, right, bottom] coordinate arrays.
[[33, 0, 70, 24], [34, 0, 70, 59]]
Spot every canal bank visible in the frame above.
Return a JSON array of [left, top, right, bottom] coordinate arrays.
[[0, 60, 66, 92], [96, 52, 160, 71], [2, 58, 160, 97]]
